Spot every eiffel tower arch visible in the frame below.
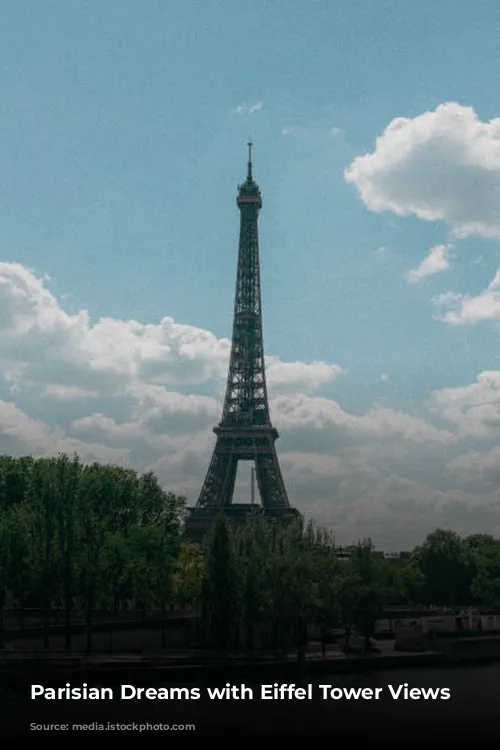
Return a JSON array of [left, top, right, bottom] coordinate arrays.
[[185, 144, 300, 543]]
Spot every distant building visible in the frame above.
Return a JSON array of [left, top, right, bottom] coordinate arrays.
[[333, 546, 412, 564]]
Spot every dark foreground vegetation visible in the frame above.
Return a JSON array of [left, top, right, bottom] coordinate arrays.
[[1, 453, 500, 654]]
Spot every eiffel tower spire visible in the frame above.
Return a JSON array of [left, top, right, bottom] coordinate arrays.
[[247, 137, 253, 180], [185, 145, 299, 542]]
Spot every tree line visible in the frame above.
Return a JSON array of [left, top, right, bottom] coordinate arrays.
[[1, 453, 500, 653], [0, 454, 185, 650], [200, 515, 500, 653]]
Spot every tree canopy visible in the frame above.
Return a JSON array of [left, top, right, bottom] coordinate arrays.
[[1, 453, 500, 654]]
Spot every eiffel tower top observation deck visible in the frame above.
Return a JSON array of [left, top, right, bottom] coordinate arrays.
[[184, 144, 300, 541]]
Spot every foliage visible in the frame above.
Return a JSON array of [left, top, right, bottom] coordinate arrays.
[[3, 452, 500, 654], [412, 529, 476, 606], [0, 453, 186, 650], [201, 513, 240, 648], [173, 541, 205, 612]]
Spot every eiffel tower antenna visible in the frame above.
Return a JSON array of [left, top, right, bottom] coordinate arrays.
[[185, 144, 300, 542], [247, 136, 253, 179]]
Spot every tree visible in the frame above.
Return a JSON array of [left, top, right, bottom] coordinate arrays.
[[130, 523, 179, 646], [173, 541, 205, 613], [266, 519, 312, 655], [77, 463, 127, 653], [26, 459, 59, 648], [201, 514, 240, 649], [99, 531, 133, 651], [413, 529, 475, 607], [466, 534, 500, 610], [397, 562, 425, 606], [307, 525, 339, 651], [337, 541, 390, 653], [3, 505, 32, 632], [337, 565, 363, 652], [52, 454, 81, 650], [0, 510, 8, 648], [0, 456, 34, 511], [234, 514, 274, 650]]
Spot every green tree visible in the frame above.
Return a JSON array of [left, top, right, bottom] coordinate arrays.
[[235, 514, 270, 650], [0, 456, 34, 510], [4, 504, 32, 632], [397, 562, 425, 606], [77, 463, 110, 653], [202, 513, 240, 649], [51, 454, 81, 650], [173, 541, 205, 613], [0, 510, 8, 648], [337, 564, 363, 652], [26, 459, 60, 648], [413, 529, 474, 607], [338, 541, 390, 653], [132, 523, 179, 646], [312, 528, 340, 655], [466, 534, 500, 610]]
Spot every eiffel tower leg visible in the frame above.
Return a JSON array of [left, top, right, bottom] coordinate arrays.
[[255, 449, 289, 509], [198, 440, 239, 508]]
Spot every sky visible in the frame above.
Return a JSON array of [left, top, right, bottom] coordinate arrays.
[[2, 0, 500, 549]]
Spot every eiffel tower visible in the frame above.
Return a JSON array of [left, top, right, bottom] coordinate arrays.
[[185, 143, 299, 542]]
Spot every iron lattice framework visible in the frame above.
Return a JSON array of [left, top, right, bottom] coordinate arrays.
[[195, 144, 292, 511]]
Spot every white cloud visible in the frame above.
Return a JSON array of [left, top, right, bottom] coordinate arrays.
[[233, 102, 263, 118], [292, 468, 500, 550], [434, 269, 500, 324], [432, 370, 500, 438], [266, 359, 343, 394], [0, 262, 338, 398], [345, 102, 500, 238], [273, 395, 456, 446], [329, 127, 341, 136], [406, 244, 451, 283], [4, 261, 500, 547], [281, 125, 298, 136], [0, 400, 129, 465], [44, 385, 100, 399], [447, 445, 500, 489]]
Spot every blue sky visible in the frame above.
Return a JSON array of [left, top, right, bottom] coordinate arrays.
[[2, 1, 500, 547]]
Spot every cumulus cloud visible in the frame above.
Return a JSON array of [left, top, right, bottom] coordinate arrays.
[[447, 445, 500, 490], [406, 245, 451, 283], [345, 102, 500, 238], [293, 468, 500, 550], [434, 269, 500, 324], [266, 359, 343, 395], [274, 395, 456, 446], [0, 263, 338, 398], [0, 400, 129, 465], [3, 261, 500, 547], [43, 385, 100, 399], [432, 370, 500, 438]]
